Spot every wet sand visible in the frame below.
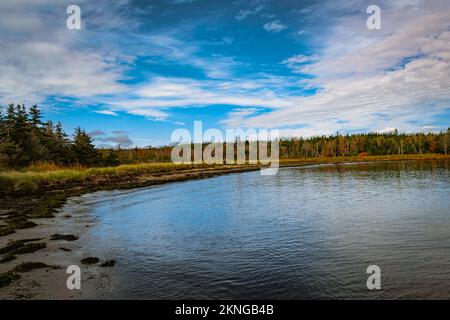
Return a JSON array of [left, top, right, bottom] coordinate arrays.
[[0, 203, 112, 299]]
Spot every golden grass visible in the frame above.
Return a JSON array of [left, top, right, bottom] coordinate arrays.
[[0, 162, 214, 194]]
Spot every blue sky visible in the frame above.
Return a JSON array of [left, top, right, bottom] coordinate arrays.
[[0, 0, 449, 147]]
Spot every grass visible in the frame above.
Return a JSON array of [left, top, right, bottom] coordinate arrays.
[[0, 154, 448, 195], [0, 162, 216, 194]]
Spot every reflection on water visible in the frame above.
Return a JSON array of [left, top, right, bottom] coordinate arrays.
[[61, 160, 450, 299]]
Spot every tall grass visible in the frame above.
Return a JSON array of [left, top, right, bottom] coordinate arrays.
[[0, 162, 216, 194]]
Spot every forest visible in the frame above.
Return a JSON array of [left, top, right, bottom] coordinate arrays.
[[0, 104, 449, 169]]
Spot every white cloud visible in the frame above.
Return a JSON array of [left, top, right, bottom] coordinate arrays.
[[95, 110, 118, 116], [0, 0, 132, 106], [222, 0, 450, 135], [281, 54, 318, 73], [235, 4, 265, 21], [98, 76, 298, 121], [0, 0, 239, 113], [263, 20, 287, 33], [282, 55, 312, 65], [377, 127, 397, 134], [142, 34, 239, 79], [126, 108, 169, 121]]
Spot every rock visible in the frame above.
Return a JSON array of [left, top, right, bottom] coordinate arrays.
[[0, 240, 25, 255], [0, 226, 14, 236], [100, 260, 116, 267], [13, 262, 55, 273], [8, 220, 37, 229], [0, 272, 20, 288], [0, 254, 17, 264], [50, 234, 79, 241], [0, 239, 43, 255], [12, 242, 46, 254], [81, 257, 99, 265]]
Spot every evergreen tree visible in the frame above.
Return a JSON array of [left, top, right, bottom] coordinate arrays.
[[72, 127, 101, 166], [29, 105, 42, 126], [103, 149, 120, 166]]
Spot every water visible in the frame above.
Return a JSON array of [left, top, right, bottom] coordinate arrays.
[[61, 160, 450, 299]]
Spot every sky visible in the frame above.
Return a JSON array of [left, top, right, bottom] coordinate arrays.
[[0, 0, 449, 147]]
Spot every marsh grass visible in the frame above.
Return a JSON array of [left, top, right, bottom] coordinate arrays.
[[0, 162, 215, 194]]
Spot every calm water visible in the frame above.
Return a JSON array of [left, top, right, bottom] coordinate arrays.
[[61, 160, 450, 299]]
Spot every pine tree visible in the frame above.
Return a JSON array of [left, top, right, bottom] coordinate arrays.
[[29, 105, 42, 126], [53, 122, 73, 164], [0, 107, 5, 139], [72, 127, 101, 166]]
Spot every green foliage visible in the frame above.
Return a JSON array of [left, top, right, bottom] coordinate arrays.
[[277, 130, 450, 158], [72, 127, 101, 166], [103, 149, 120, 167], [0, 104, 104, 168], [0, 104, 73, 168]]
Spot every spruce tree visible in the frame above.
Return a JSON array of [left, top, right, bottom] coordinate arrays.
[[72, 127, 101, 166]]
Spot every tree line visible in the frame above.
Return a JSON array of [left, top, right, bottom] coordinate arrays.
[[0, 104, 449, 169], [277, 128, 449, 159], [0, 104, 119, 168]]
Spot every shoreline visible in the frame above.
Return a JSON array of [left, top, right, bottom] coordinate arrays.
[[1, 154, 449, 299]]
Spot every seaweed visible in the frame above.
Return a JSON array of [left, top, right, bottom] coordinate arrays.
[[0, 254, 17, 263], [0, 239, 45, 255], [0, 272, 20, 288], [100, 260, 116, 267], [12, 262, 57, 273], [81, 257, 99, 265], [50, 234, 79, 241]]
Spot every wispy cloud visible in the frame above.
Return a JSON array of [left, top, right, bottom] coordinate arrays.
[[94, 110, 118, 116], [141, 33, 239, 79], [281, 54, 318, 73], [103, 76, 297, 121], [91, 131, 134, 147], [263, 20, 287, 33], [88, 130, 106, 137], [235, 4, 265, 21], [96, 134, 134, 148]]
